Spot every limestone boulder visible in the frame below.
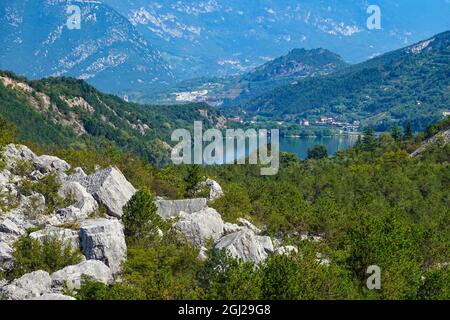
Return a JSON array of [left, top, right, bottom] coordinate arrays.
[[54, 181, 98, 223], [237, 218, 262, 234], [29, 227, 80, 249], [171, 208, 224, 248], [156, 198, 208, 219], [275, 246, 299, 256], [198, 179, 224, 200], [79, 219, 126, 274], [76, 167, 136, 218], [51, 260, 113, 290], [214, 229, 274, 264], [0, 270, 52, 300]]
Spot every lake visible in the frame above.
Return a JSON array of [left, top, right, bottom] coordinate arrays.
[[279, 135, 360, 160], [231, 135, 360, 162]]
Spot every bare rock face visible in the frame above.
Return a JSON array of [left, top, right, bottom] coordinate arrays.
[[34, 155, 71, 175], [29, 227, 80, 250], [0, 270, 52, 300], [51, 260, 113, 291], [214, 229, 274, 264], [75, 167, 136, 218], [171, 208, 224, 248], [156, 198, 208, 219], [79, 219, 126, 274], [411, 129, 450, 157], [223, 222, 244, 234], [237, 218, 262, 234], [3, 144, 70, 176], [53, 181, 98, 224], [0, 242, 13, 271], [2, 144, 37, 168], [198, 179, 224, 200]]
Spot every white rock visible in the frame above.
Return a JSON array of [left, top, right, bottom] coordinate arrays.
[[76, 167, 136, 218], [30, 227, 80, 249], [237, 218, 262, 234], [214, 229, 273, 264], [79, 219, 126, 274], [55, 181, 98, 223], [0, 170, 11, 187], [198, 246, 208, 261], [0, 270, 52, 300], [67, 167, 88, 181], [156, 198, 208, 219], [28, 293, 76, 300], [316, 253, 331, 266], [0, 242, 13, 270], [35, 155, 70, 174], [51, 260, 113, 290], [198, 179, 224, 200], [171, 208, 224, 248], [223, 222, 243, 234], [275, 246, 299, 256], [3, 144, 37, 167], [0, 218, 24, 235]]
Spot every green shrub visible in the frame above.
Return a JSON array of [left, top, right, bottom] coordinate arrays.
[[307, 144, 328, 160], [19, 174, 72, 214], [417, 266, 450, 300], [122, 188, 166, 244], [10, 235, 82, 279]]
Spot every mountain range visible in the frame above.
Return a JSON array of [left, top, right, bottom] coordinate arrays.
[[101, 0, 450, 80], [1, 0, 449, 95], [136, 47, 349, 106], [0, 0, 174, 94]]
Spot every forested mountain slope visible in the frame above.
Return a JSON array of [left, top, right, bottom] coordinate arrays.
[[0, 71, 225, 165], [244, 31, 450, 130]]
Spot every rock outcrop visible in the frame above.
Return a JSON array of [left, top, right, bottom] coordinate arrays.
[[73, 167, 136, 218], [29, 293, 76, 300], [214, 229, 274, 264], [79, 219, 126, 274], [54, 181, 98, 224], [51, 260, 113, 290], [171, 208, 224, 248], [0, 270, 52, 300], [3, 144, 70, 176], [156, 198, 208, 219], [29, 227, 80, 249], [411, 129, 450, 157], [197, 179, 224, 200]]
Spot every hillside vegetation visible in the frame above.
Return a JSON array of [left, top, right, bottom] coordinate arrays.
[[244, 31, 450, 131], [0, 71, 225, 166], [1, 115, 448, 300]]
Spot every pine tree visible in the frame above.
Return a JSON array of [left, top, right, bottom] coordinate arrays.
[[404, 121, 414, 140], [122, 188, 163, 243], [391, 126, 402, 142], [184, 165, 202, 197], [362, 127, 377, 152]]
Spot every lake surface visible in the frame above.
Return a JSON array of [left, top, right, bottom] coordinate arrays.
[[279, 135, 360, 160], [232, 135, 360, 162]]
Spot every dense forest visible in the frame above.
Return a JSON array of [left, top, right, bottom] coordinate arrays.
[[1, 113, 448, 300]]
